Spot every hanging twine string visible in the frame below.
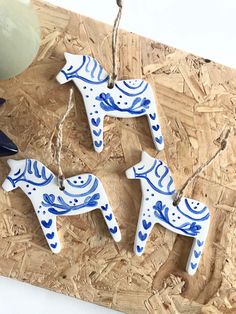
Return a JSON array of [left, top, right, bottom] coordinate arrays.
[[173, 128, 232, 206], [108, 0, 123, 88], [55, 88, 74, 190]]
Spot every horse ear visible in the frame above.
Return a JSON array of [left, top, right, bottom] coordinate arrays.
[[64, 52, 74, 61], [7, 159, 16, 168], [141, 151, 154, 163]]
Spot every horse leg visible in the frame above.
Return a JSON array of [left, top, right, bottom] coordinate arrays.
[[147, 105, 164, 151], [134, 204, 155, 256], [86, 110, 104, 153], [99, 195, 121, 242], [186, 232, 207, 275], [39, 215, 61, 253]]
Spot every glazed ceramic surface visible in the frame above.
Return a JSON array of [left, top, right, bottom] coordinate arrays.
[[126, 151, 210, 275], [56, 53, 164, 153], [2, 159, 121, 253]]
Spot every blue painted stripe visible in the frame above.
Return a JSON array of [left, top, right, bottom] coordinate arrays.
[[115, 82, 148, 97], [85, 56, 91, 72], [158, 166, 169, 188], [176, 204, 210, 221], [33, 161, 41, 178], [67, 174, 92, 188], [63, 178, 98, 198], [123, 81, 144, 89], [185, 199, 208, 214], [90, 59, 97, 78], [23, 175, 53, 187], [98, 65, 103, 81], [13, 169, 21, 176], [27, 160, 33, 174]]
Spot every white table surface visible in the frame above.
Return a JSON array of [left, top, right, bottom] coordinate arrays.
[[1, 1, 236, 313]]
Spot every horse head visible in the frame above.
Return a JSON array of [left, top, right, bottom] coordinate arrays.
[[2, 159, 54, 192], [126, 151, 156, 179], [2, 159, 26, 191], [126, 151, 176, 196], [56, 53, 109, 86]]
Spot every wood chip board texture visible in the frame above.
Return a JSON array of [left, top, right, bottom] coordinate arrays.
[[0, 1, 236, 313]]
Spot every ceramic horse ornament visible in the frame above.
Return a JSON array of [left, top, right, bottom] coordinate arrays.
[[56, 53, 164, 153], [2, 159, 121, 253], [126, 151, 210, 275]]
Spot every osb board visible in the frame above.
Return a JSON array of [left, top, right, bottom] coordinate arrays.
[[0, 0, 236, 313]]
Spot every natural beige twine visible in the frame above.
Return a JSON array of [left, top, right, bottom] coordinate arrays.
[[55, 88, 74, 190], [108, 0, 123, 88], [173, 127, 232, 206]]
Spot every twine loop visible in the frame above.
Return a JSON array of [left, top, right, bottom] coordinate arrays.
[[173, 127, 232, 206], [108, 0, 123, 88], [55, 88, 74, 190]]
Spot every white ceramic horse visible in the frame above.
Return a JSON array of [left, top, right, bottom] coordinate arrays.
[[56, 53, 164, 153], [2, 159, 121, 253], [126, 151, 210, 275]]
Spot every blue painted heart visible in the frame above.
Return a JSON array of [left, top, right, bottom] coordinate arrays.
[[46, 232, 55, 239], [93, 129, 102, 137], [109, 226, 117, 234], [101, 204, 108, 211], [142, 220, 152, 230], [137, 245, 143, 253], [155, 136, 163, 144], [194, 250, 201, 258], [191, 262, 197, 270], [149, 113, 156, 120], [105, 214, 112, 221], [50, 242, 57, 249], [41, 219, 53, 228], [152, 124, 160, 131], [197, 240, 204, 247], [91, 117, 101, 127], [94, 140, 102, 148], [138, 231, 147, 241]]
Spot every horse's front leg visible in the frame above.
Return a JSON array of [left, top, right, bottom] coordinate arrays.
[[86, 106, 104, 153], [134, 201, 155, 256], [39, 215, 61, 253], [147, 105, 164, 151]]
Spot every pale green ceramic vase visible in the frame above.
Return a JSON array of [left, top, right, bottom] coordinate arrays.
[[0, 0, 40, 80]]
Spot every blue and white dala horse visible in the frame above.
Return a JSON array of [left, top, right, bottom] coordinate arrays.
[[2, 159, 121, 253], [56, 53, 164, 153], [126, 151, 210, 275]]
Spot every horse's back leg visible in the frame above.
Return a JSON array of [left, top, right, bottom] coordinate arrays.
[[86, 110, 104, 153], [147, 103, 164, 151], [39, 216, 61, 253], [134, 204, 155, 256], [186, 232, 207, 275]]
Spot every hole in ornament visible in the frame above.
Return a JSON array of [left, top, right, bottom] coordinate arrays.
[[59, 186, 65, 191], [107, 82, 114, 89]]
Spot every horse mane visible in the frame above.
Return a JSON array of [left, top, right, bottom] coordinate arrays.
[[63, 55, 109, 84], [11, 159, 54, 187], [135, 159, 176, 195]]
